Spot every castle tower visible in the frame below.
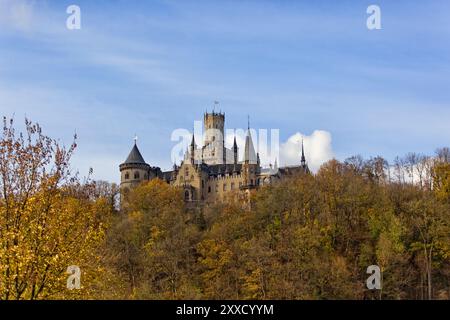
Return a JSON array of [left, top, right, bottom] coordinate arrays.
[[204, 111, 224, 145], [242, 120, 258, 188], [119, 140, 150, 193], [203, 111, 225, 164]]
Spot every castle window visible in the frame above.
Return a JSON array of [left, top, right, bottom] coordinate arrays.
[[134, 172, 140, 179], [125, 172, 129, 180], [208, 186, 211, 193], [215, 184, 218, 192], [212, 136, 215, 141], [250, 179, 253, 185], [185, 190, 190, 201]]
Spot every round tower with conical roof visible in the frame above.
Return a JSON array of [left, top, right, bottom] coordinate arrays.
[[119, 141, 151, 193]]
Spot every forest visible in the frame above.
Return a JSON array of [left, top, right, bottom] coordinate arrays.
[[0, 117, 449, 300]]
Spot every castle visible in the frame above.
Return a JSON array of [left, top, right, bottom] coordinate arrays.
[[119, 112, 309, 204]]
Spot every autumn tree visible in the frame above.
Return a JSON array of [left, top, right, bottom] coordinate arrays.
[[106, 179, 201, 299], [0, 117, 108, 299]]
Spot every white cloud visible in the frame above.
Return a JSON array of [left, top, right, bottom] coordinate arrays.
[[280, 130, 334, 173], [224, 128, 334, 173]]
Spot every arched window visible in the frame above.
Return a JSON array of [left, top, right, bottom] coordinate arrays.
[[124, 172, 129, 180], [134, 172, 140, 179]]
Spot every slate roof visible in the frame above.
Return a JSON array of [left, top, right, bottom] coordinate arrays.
[[206, 164, 242, 175], [123, 143, 146, 164]]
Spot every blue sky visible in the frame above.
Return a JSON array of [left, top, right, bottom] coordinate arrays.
[[0, 0, 449, 183]]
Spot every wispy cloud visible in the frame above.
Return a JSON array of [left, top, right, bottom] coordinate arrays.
[[1, 0, 449, 182]]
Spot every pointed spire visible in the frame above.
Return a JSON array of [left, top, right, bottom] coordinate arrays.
[[233, 133, 238, 165], [301, 138, 306, 167], [244, 126, 257, 164], [190, 132, 196, 147], [190, 133, 195, 165]]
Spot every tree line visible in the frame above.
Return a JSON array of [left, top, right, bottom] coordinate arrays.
[[0, 117, 449, 299]]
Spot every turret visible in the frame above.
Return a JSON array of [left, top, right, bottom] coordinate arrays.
[[190, 133, 196, 164], [301, 138, 307, 168], [242, 118, 258, 188], [299, 138, 309, 173], [119, 140, 151, 193], [233, 135, 238, 165], [243, 127, 257, 164]]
